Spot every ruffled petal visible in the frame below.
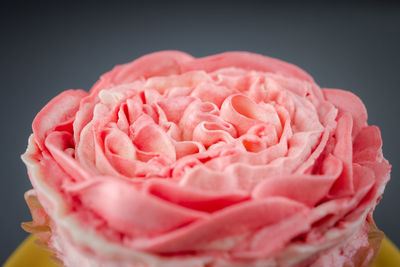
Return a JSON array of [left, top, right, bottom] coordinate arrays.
[[33, 89, 88, 150]]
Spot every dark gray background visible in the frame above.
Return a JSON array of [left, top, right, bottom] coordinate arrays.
[[1, 1, 399, 263]]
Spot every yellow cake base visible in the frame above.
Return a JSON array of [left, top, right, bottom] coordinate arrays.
[[4, 235, 400, 267]]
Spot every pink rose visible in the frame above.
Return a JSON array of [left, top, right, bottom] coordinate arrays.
[[22, 51, 390, 267]]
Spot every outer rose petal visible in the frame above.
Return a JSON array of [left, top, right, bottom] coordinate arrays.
[[33, 89, 88, 150], [252, 154, 342, 207], [353, 125, 383, 163], [181, 51, 314, 83], [329, 113, 354, 198], [323, 88, 368, 137], [145, 179, 249, 213], [45, 131, 91, 181], [127, 197, 308, 252], [69, 178, 208, 238], [90, 51, 194, 95]]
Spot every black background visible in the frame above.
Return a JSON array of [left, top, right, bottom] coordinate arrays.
[[1, 1, 399, 263]]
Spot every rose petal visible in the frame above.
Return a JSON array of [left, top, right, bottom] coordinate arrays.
[[220, 94, 281, 136], [323, 88, 368, 137], [131, 115, 176, 161], [45, 132, 91, 181], [145, 180, 249, 213], [353, 126, 383, 163], [182, 52, 314, 82], [90, 51, 194, 95], [155, 96, 195, 124], [128, 197, 308, 252], [71, 178, 207, 237], [252, 154, 342, 207], [193, 121, 237, 147], [329, 113, 354, 198], [190, 82, 235, 107], [33, 89, 88, 150], [104, 127, 137, 176]]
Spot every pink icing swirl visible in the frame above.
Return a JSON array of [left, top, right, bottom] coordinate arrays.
[[23, 51, 391, 266]]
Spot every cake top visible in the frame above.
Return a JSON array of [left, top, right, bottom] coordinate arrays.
[[22, 51, 391, 266]]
